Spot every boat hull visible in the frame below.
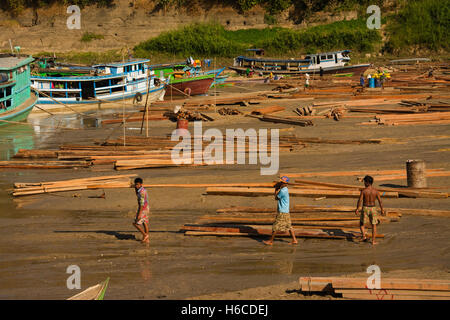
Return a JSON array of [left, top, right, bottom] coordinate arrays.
[[0, 92, 37, 125], [31, 84, 166, 114], [229, 64, 371, 76], [165, 77, 214, 97]]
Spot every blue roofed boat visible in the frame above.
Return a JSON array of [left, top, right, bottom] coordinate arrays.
[[230, 50, 370, 75], [0, 54, 38, 125], [30, 58, 166, 113]]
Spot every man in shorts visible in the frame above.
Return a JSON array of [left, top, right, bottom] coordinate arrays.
[[355, 175, 385, 245], [263, 176, 298, 246], [133, 177, 150, 243]]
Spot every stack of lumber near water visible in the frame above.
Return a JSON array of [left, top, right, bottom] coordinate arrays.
[[9, 131, 308, 170], [299, 276, 450, 300], [12, 174, 135, 196]]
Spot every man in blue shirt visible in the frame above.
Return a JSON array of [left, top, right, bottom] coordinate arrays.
[[263, 176, 298, 246]]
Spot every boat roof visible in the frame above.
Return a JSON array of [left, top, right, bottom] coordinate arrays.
[[93, 59, 150, 68], [0, 54, 34, 71], [235, 56, 309, 63], [305, 50, 351, 57]]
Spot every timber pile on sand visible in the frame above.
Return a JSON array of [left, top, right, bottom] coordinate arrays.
[[299, 276, 450, 300], [180, 204, 392, 240]]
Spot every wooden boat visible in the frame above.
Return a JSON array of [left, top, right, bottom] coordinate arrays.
[[230, 50, 370, 76], [0, 54, 38, 125], [67, 278, 110, 300], [30, 59, 166, 113], [151, 61, 224, 96]]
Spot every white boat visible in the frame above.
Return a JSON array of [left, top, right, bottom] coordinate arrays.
[[31, 59, 166, 114]]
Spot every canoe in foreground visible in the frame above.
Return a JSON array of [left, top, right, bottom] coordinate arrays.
[[67, 277, 109, 300]]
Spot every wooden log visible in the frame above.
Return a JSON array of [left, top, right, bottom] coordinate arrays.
[[293, 179, 447, 199], [13, 149, 58, 159], [206, 187, 398, 198], [0, 160, 91, 169], [335, 289, 450, 297], [258, 115, 314, 126], [300, 277, 450, 291], [282, 168, 444, 178], [341, 292, 450, 300], [251, 106, 285, 115]]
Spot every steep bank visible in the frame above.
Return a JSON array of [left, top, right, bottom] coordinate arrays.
[[0, 0, 365, 54]]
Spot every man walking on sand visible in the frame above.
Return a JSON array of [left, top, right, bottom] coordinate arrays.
[[355, 175, 385, 245], [263, 176, 298, 246], [133, 177, 150, 243]]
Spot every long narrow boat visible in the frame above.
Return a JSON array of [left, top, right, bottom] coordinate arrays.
[[67, 278, 110, 300], [0, 54, 38, 125], [30, 59, 166, 113], [229, 50, 370, 76]]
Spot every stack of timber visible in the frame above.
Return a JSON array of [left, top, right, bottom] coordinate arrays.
[[292, 204, 450, 218], [10, 132, 307, 170], [180, 205, 391, 239], [365, 112, 450, 126], [299, 276, 450, 300], [13, 175, 135, 196]]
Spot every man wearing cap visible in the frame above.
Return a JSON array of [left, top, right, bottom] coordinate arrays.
[[263, 176, 298, 246]]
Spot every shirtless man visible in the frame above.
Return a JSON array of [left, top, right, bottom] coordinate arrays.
[[355, 175, 385, 245]]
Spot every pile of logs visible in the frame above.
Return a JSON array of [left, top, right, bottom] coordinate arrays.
[[12, 174, 135, 196], [366, 111, 450, 126], [218, 107, 242, 115], [299, 276, 450, 300], [180, 205, 394, 240], [7, 133, 307, 170]]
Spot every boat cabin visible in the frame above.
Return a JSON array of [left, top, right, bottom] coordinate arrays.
[[0, 54, 33, 112], [233, 50, 352, 73], [31, 59, 154, 104]]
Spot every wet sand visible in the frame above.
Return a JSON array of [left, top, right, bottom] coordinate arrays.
[[0, 82, 449, 299]]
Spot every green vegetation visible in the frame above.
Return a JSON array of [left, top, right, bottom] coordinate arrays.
[[384, 0, 450, 53], [80, 32, 104, 42], [134, 19, 381, 59], [259, 19, 381, 54], [134, 22, 248, 58], [264, 13, 277, 25], [35, 50, 123, 65]]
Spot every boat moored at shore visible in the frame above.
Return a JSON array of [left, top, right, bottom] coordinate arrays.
[[30, 59, 166, 113], [0, 54, 38, 125], [230, 50, 370, 76]]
